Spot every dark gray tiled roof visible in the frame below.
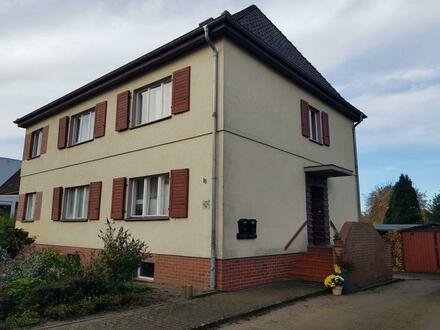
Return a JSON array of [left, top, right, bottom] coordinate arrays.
[[0, 169, 20, 195], [232, 5, 348, 109]]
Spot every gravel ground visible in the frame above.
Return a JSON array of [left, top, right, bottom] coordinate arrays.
[[220, 277, 440, 330]]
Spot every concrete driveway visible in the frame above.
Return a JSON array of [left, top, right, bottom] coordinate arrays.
[[220, 275, 440, 330]]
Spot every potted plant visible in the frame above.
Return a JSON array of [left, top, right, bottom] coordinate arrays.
[[324, 264, 344, 295]]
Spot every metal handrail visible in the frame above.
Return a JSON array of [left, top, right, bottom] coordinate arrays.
[[330, 220, 340, 239], [284, 220, 308, 251]]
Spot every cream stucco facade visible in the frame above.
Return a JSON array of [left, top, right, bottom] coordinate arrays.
[[17, 38, 359, 262]]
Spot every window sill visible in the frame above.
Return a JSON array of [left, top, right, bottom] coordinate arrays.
[[29, 155, 41, 160], [130, 116, 172, 130], [67, 138, 94, 148], [126, 216, 169, 221], [309, 138, 323, 146], [136, 276, 154, 282], [22, 220, 34, 223], [61, 218, 88, 222]]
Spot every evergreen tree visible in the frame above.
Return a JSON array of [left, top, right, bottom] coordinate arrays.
[[384, 174, 422, 224], [428, 193, 440, 223]]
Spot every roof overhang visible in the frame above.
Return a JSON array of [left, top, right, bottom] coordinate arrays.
[[304, 164, 353, 177], [14, 11, 365, 128]]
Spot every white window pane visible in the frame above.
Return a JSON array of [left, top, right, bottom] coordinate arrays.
[[134, 179, 144, 216], [140, 91, 149, 125], [76, 188, 84, 218], [81, 114, 90, 142], [82, 187, 89, 218], [65, 186, 88, 219], [65, 189, 75, 219], [72, 118, 80, 144], [25, 193, 35, 220], [163, 82, 172, 117], [148, 85, 162, 123], [72, 111, 94, 144], [31, 131, 42, 157], [161, 175, 169, 215], [88, 112, 95, 140], [147, 177, 158, 215]]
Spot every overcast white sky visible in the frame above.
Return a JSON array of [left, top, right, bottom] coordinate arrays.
[[1, 0, 439, 204]]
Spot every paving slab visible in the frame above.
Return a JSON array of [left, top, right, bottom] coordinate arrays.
[[35, 280, 324, 330]]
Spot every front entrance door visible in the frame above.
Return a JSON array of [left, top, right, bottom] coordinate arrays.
[[311, 186, 327, 246]]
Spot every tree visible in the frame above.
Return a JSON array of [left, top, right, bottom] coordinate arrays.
[[0, 216, 35, 258], [362, 184, 393, 224], [384, 174, 422, 224], [428, 193, 440, 223], [362, 183, 427, 224]]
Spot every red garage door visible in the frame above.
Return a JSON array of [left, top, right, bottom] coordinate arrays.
[[403, 232, 439, 272]]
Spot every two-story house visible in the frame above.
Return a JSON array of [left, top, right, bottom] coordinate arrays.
[[14, 5, 366, 291]]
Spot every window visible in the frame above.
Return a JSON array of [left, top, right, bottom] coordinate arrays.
[[137, 262, 154, 280], [64, 186, 89, 220], [309, 108, 322, 143], [71, 110, 95, 145], [134, 80, 172, 126], [31, 130, 43, 158], [0, 204, 11, 218], [25, 193, 36, 221], [129, 174, 169, 218]]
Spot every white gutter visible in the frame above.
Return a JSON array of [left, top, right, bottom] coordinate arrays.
[[353, 115, 364, 220], [203, 24, 219, 291]]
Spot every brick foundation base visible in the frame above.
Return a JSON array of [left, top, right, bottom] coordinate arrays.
[[216, 254, 301, 291], [34, 244, 301, 291]]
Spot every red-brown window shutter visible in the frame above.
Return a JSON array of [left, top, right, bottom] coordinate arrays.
[[94, 101, 107, 138], [322, 111, 330, 146], [34, 192, 43, 221], [16, 194, 26, 221], [57, 116, 69, 149], [300, 99, 310, 138], [52, 187, 63, 221], [111, 177, 126, 220], [172, 67, 191, 114], [88, 181, 102, 220], [115, 91, 130, 131], [41, 126, 49, 154], [22, 133, 32, 160], [169, 169, 189, 218]]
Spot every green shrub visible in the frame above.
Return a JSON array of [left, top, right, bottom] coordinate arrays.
[[5, 310, 40, 328], [0, 220, 151, 325], [2, 250, 83, 285], [0, 216, 34, 258], [98, 220, 149, 288]]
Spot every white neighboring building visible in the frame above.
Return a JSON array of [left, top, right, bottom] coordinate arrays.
[[0, 158, 21, 217]]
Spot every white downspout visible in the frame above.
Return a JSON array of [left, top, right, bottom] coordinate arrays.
[[203, 24, 218, 291], [353, 115, 364, 220]]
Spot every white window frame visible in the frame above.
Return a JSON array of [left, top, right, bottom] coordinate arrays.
[[31, 130, 43, 158], [137, 261, 155, 281], [24, 192, 36, 221], [133, 79, 172, 127], [71, 110, 95, 145], [63, 185, 89, 220], [309, 108, 322, 143], [129, 174, 169, 218]]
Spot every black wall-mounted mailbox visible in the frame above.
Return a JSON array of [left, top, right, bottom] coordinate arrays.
[[237, 218, 257, 239]]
